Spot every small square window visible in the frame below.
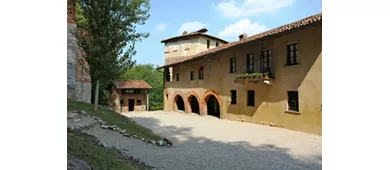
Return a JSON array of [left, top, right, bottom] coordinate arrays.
[[231, 90, 237, 104], [247, 90, 255, 106], [136, 99, 142, 105], [120, 100, 124, 105]]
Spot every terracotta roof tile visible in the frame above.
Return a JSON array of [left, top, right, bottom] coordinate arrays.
[[157, 13, 322, 69], [114, 80, 152, 89]]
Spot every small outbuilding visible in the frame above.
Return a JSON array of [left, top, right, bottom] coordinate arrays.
[[108, 80, 152, 113]]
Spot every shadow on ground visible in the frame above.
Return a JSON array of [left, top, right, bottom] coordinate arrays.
[[128, 115, 322, 170]]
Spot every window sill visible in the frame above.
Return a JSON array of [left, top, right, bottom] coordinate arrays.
[[284, 110, 301, 115], [284, 64, 300, 67]]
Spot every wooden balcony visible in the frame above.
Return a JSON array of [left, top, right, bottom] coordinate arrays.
[[233, 73, 274, 85]]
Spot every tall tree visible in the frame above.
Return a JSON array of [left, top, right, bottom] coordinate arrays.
[[75, 0, 150, 111]]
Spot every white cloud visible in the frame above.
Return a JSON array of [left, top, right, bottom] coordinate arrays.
[[156, 24, 167, 31], [178, 21, 206, 35], [218, 18, 268, 39], [216, 0, 293, 18]]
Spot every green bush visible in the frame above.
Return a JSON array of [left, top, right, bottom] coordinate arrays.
[[150, 106, 164, 111]]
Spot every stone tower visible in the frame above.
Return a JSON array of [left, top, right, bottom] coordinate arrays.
[[67, 0, 91, 103]]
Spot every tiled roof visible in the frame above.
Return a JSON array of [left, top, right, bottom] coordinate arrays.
[[161, 28, 229, 44], [157, 13, 322, 69], [114, 80, 152, 89]]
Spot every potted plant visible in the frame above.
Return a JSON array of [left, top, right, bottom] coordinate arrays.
[[256, 73, 263, 79], [263, 72, 269, 79]]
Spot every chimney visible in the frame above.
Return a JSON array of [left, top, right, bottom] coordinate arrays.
[[196, 28, 208, 33], [239, 33, 247, 40]]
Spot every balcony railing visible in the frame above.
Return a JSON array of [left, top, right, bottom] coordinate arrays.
[[234, 72, 274, 85]]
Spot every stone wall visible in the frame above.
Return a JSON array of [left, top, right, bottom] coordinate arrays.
[[75, 82, 92, 103], [67, 3, 92, 103], [67, 22, 77, 100]]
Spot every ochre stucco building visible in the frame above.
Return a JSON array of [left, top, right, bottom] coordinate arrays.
[[109, 80, 152, 113], [158, 13, 322, 135]]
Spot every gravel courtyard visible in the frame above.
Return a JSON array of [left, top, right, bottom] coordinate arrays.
[[88, 111, 322, 170]]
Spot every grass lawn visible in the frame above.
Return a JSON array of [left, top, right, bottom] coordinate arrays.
[[68, 129, 153, 170], [67, 99, 162, 141]]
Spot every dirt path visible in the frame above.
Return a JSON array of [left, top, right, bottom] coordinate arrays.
[[87, 111, 322, 170]]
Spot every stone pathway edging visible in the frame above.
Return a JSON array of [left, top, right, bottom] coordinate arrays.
[[67, 109, 174, 148]]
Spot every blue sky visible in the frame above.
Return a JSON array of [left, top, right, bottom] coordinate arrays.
[[133, 0, 322, 66]]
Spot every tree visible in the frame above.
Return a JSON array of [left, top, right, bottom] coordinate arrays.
[[75, 0, 150, 111], [122, 64, 163, 109]]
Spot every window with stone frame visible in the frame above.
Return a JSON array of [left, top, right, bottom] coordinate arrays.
[[287, 91, 299, 112], [199, 66, 204, 80], [286, 43, 299, 65], [231, 90, 237, 104], [190, 71, 194, 80], [247, 90, 255, 106], [262, 50, 272, 74], [246, 53, 255, 73], [230, 57, 236, 73]]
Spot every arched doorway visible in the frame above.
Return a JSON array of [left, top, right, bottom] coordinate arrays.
[[206, 95, 220, 118], [174, 95, 185, 112], [189, 95, 200, 114]]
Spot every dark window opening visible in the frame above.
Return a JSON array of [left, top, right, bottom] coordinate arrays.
[[120, 100, 124, 105], [190, 71, 194, 80], [262, 50, 272, 74], [246, 53, 255, 73], [207, 40, 210, 49], [199, 67, 204, 80], [122, 89, 141, 94], [231, 90, 237, 104], [287, 91, 299, 112], [216, 42, 219, 47], [136, 99, 142, 105], [247, 90, 255, 106], [287, 43, 298, 65], [230, 57, 236, 73], [165, 68, 171, 81], [176, 73, 180, 81]]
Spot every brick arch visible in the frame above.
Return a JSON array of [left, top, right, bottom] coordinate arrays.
[[186, 91, 201, 114], [200, 90, 222, 117], [173, 92, 188, 113]]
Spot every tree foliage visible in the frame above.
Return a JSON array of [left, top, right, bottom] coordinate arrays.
[[74, 0, 150, 110], [122, 64, 163, 109]]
